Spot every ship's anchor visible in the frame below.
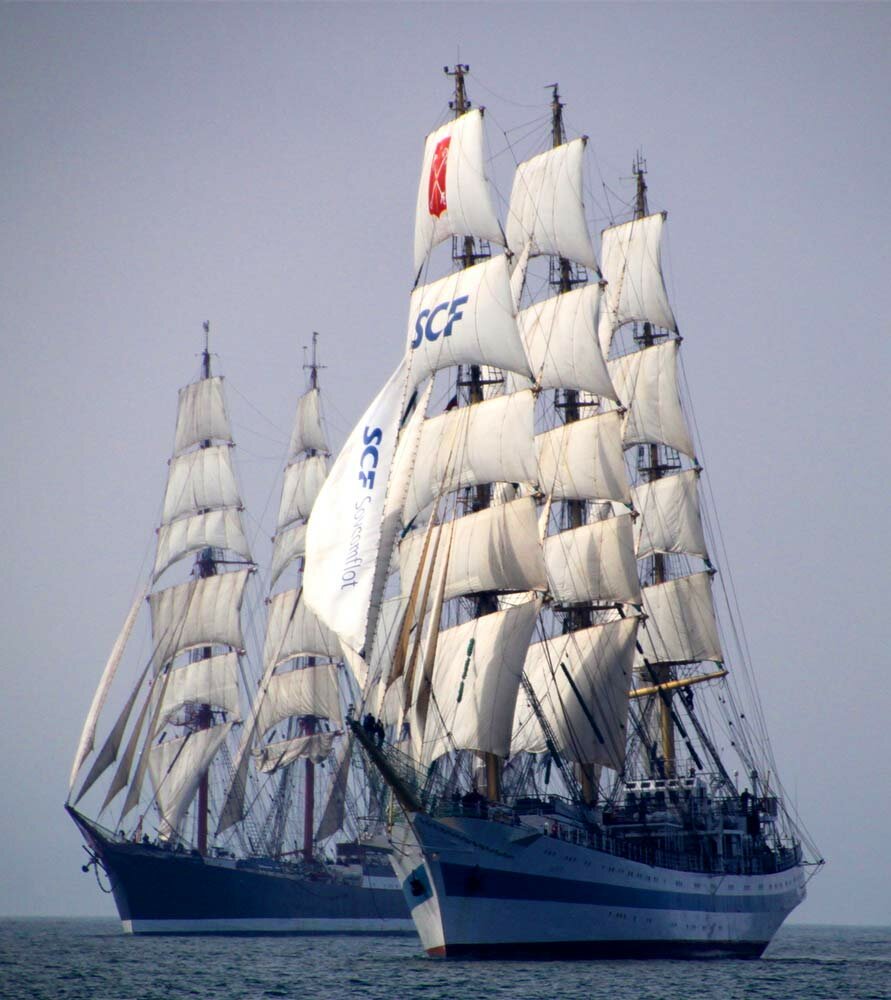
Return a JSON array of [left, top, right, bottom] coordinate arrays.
[[81, 846, 113, 894]]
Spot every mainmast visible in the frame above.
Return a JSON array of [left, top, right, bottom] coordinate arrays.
[[631, 156, 678, 778], [193, 320, 216, 855]]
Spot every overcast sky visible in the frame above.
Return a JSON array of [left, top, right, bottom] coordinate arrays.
[[2, 2, 889, 925]]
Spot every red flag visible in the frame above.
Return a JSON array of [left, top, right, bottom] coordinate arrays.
[[428, 136, 450, 218]]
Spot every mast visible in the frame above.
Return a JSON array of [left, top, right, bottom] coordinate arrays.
[[445, 64, 502, 801], [194, 320, 215, 855], [301, 332, 323, 860], [631, 155, 677, 778]]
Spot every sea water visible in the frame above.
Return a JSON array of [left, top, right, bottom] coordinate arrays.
[[1, 920, 888, 1000]]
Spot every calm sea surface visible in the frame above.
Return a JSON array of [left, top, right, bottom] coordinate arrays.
[[0, 921, 888, 1000]]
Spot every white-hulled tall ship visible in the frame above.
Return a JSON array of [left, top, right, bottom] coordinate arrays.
[[66, 330, 411, 935], [303, 66, 822, 957]]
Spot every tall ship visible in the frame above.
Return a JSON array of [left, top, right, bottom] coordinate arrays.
[[66, 330, 412, 935], [303, 66, 822, 957]]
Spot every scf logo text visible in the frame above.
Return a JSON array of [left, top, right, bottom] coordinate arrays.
[[410, 295, 469, 349]]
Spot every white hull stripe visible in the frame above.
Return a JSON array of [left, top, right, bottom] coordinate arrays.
[[122, 917, 416, 935]]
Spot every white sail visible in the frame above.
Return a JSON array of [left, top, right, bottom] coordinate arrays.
[[254, 731, 337, 772], [403, 389, 537, 524], [413, 108, 504, 273], [505, 139, 597, 271], [304, 359, 410, 656], [256, 663, 342, 735], [153, 508, 251, 582], [399, 498, 546, 603], [264, 589, 342, 668], [543, 513, 640, 605], [632, 469, 708, 561], [536, 409, 630, 504], [268, 523, 307, 592], [287, 387, 329, 459], [156, 652, 242, 729], [512, 616, 638, 769], [173, 376, 232, 457], [276, 455, 328, 532], [600, 212, 677, 350], [406, 254, 531, 391], [638, 571, 723, 666], [608, 339, 695, 459], [68, 591, 145, 793], [421, 598, 541, 765], [517, 283, 618, 399], [149, 569, 250, 671], [161, 446, 242, 525], [148, 722, 234, 840]]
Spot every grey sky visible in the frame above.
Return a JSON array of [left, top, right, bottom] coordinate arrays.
[[2, 2, 888, 924]]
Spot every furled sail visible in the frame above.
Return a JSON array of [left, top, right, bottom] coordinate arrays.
[[419, 598, 541, 765], [600, 212, 677, 354], [399, 498, 546, 603], [161, 446, 242, 525], [413, 108, 504, 273], [536, 409, 630, 504], [517, 283, 618, 398], [256, 663, 342, 735], [149, 569, 250, 671], [631, 469, 708, 561], [512, 616, 638, 769], [153, 509, 251, 582], [403, 389, 537, 524], [608, 339, 695, 459], [406, 254, 531, 391], [543, 513, 640, 605], [173, 376, 233, 456], [637, 571, 723, 666], [505, 138, 598, 271], [148, 722, 234, 840]]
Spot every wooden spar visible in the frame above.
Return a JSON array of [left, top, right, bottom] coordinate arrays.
[[629, 668, 728, 701]]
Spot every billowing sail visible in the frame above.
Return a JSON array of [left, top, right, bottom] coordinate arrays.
[[600, 212, 676, 351], [632, 469, 708, 561], [420, 598, 541, 765], [254, 731, 337, 772], [276, 455, 328, 531], [304, 359, 410, 655], [256, 663, 342, 735], [406, 254, 531, 391], [173, 376, 233, 456], [287, 387, 329, 458], [399, 498, 546, 602], [148, 722, 234, 840], [403, 390, 537, 524], [269, 522, 307, 592], [413, 108, 504, 273], [517, 283, 618, 398], [156, 653, 242, 729], [153, 509, 251, 582], [161, 446, 242, 525], [506, 139, 597, 271], [543, 513, 640, 605], [263, 589, 341, 668], [637, 571, 723, 666], [536, 409, 630, 504], [608, 339, 695, 459], [149, 569, 250, 671], [512, 616, 638, 769]]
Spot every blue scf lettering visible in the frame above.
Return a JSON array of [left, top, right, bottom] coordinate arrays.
[[410, 294, 470, 350], [359, 426, 383, 489]]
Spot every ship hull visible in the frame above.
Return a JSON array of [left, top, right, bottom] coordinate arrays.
[[69, 808, 414, 935], [390, 812, 806, 958]]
